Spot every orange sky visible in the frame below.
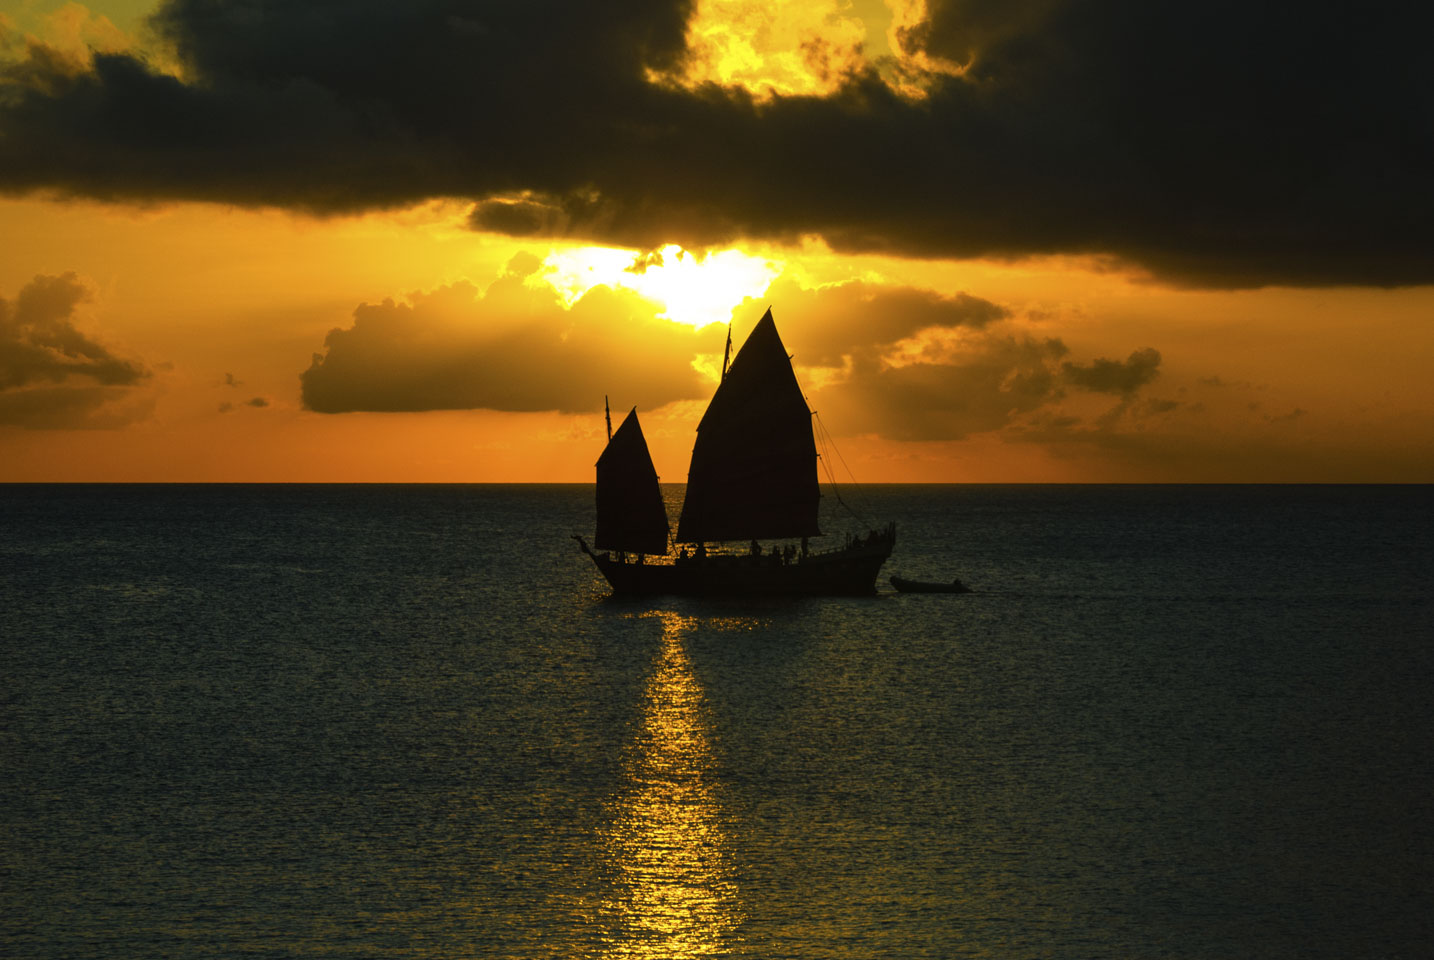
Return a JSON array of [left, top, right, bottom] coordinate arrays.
[[2, 2, 1431, 482]]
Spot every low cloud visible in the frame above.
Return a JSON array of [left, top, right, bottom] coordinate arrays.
[[735, 276, 1009, 367], [0, 273, 151, 428], [299, 266, 1056, 439], [1062, 348, 1161, 395], [747, 274, 1168, 442], [817, 333, 1072, 441], [219, 396, 269, 413], [300, 255, 720, 414]]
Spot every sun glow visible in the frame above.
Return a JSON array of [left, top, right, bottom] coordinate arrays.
[[542, 244, 780, 329]]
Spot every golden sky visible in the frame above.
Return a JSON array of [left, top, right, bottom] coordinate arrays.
[[2, 1, 1431, 481]]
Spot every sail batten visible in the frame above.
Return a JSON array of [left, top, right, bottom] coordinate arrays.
[[676, 309, 821, 542], [595, 407, 669, 555]]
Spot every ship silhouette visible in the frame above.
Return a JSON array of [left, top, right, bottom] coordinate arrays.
[[575, 308, 895, 595]]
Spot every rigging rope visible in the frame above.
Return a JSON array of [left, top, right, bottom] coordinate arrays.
[[794, 366, 870, 526], [814, 411, 871, 524]]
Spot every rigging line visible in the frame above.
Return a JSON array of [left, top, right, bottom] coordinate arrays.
[[811, 414, 871, 525], [793, 362, 868, 525], [814, 410, 872, 516], [815, 420, 841, 489], [824, 447, 866, 523], [816, 438, 863, 524], [811, 408, 865, 524], [811, 410, 834, 484]]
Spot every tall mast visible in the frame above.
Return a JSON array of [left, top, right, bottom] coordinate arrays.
[[605, 395, 612, 440], [721, 323, 732, 382]]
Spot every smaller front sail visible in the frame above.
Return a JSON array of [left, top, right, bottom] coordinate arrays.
[[595, 407, 670, 555]]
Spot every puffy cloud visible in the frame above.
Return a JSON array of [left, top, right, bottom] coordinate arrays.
[[817, 332, 1071, 440], [300, 256, 721, 414], [1062, 347, 1161, 395], [735, 275, 1007, 366], [745, 274, 1171, 441], [296, 254, 1179, 447], [0, 273, 150, 428], [1, 1, 1429, 287], [297, 262, 1064, 441], [219, 396, 269, 412]]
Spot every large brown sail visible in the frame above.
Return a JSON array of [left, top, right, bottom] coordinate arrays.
[[676, 309, 821, 542], [595, 407, 670, 555]]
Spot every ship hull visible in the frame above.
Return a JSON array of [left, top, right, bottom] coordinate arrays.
[[578, 528, 895, 597]]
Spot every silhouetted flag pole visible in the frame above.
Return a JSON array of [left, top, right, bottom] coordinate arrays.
[[721, 323, 732, 382]]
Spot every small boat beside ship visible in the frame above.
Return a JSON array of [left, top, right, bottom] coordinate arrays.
[[890, 575, 971, 594], [575, 308, 895, 596]]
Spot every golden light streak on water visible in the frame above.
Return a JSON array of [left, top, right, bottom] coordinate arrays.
[[598, 612, 744, 957]]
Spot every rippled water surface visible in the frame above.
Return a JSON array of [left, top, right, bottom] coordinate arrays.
[[3, 484, 1431, 958]]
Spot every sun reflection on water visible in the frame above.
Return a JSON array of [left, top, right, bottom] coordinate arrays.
[[599, 612, 744, 957]]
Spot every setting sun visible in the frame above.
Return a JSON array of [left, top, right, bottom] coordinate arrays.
[[543, 244, 780, 329]]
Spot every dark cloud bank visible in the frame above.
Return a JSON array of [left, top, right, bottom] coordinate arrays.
[[0, 273, 150, 428], [3, 0, 1431, 288]]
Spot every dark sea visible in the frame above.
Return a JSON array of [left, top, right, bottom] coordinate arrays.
[[3, 483, 1431, 959]]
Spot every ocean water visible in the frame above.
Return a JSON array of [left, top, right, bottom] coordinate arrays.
[[2, 483, 1431, 959]]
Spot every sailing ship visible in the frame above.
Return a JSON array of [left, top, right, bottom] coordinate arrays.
[[574, 308, 895, 595]]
